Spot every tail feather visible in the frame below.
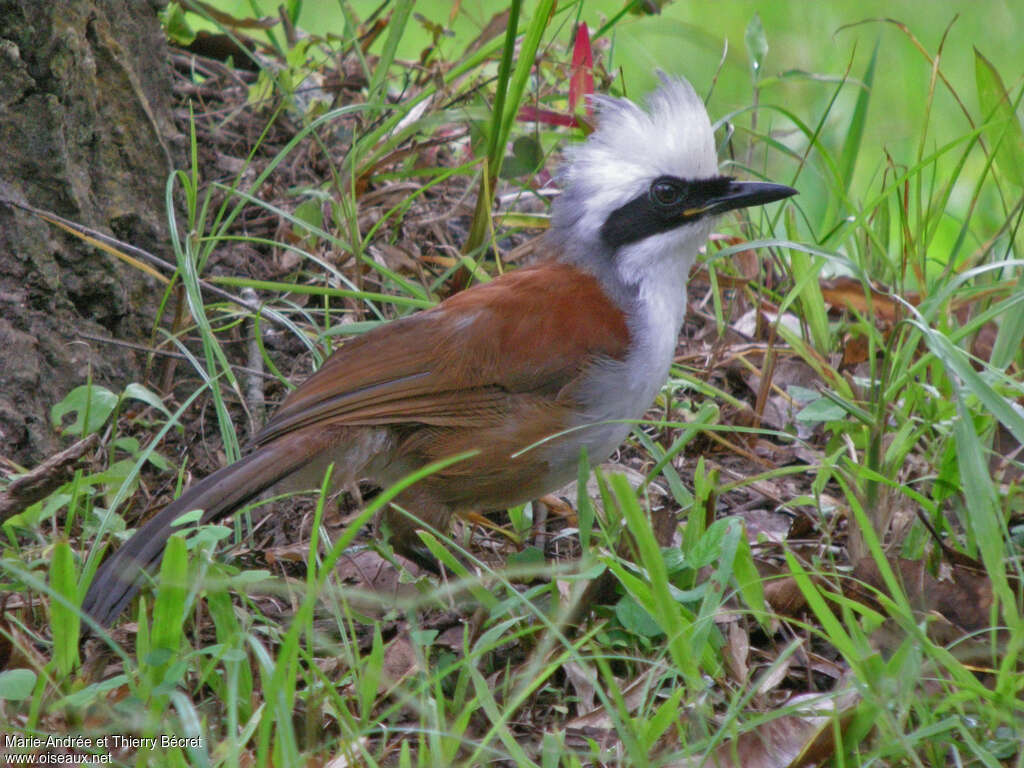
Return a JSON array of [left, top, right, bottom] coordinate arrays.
[[82, 435, 323, 628]]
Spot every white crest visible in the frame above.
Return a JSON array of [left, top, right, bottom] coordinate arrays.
[[553, 74, 719, 241]]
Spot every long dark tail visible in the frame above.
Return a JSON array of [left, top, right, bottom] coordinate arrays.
[[82, 433, 326, 628]]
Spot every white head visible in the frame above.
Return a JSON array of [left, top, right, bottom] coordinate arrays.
[[556, 74, 717, 242], [549, 74, 795, 312]]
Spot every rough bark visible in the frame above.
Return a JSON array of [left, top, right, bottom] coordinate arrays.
[[0, 0, 179, 463]]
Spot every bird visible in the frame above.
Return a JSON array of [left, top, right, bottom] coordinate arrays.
[[81, 74, 796, 628]]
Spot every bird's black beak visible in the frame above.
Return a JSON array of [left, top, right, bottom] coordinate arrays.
[[700, 180, 797, 216]]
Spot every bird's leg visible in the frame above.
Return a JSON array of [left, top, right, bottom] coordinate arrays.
[[377, 487, 454, 575]]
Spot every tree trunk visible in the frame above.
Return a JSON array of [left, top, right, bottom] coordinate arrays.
[[0, 0, 179, 463]]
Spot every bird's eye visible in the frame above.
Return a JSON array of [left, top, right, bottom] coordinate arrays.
[[650, 180, 680, 207]]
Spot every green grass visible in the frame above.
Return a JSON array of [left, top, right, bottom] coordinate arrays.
[[1, 1, 1022, 765]]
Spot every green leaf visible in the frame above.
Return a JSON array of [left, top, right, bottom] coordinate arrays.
[[189, 524, 233, 549], [787, 208, 832, 354], [222, 568, 273, 586], [49, 539, 80, 674], [686, 517, 729, 569], [788, 385, 820, 403], [111, 436, 140, 455], [744, 12, 768, 78], [975, 47, 1024, 187], [50, 384, 118, 436], [91, 458, 140, 506], [615, 594, 663, 638], [732, 530, 768, 629], [161, 2, 196, 47], [170, 508, 205, 527], [576, 449, 594, 551], [796, 397, 848, 424], [366, 0, 414, 102], [990, 279, 1024, 371], [358, 626, 385, 722], [0, 669, 37, 700], [609, 473, 706, 684], [507, 546, 545, 569], [123, 382, 173, 419], [151, 534, 189, 656], [291, 196, 324, 244], [954, 399, 1016, 622], [837, 39, 878, 194], [499, 136, 544, 180], [51, 674, 128, 709], [917, 320, 1024, 447]]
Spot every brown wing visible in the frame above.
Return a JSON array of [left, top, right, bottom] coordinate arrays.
[[255, 262, 631, 445]]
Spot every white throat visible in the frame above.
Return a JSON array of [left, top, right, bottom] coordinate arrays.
[[615, 219, 710, 408], [547, 219, 710, 477]]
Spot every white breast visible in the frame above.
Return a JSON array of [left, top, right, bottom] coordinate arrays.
[[542, 223, 708, 478]]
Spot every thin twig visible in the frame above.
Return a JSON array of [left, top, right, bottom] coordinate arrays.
[[241, 287, 267, 436], [75, 331, 275, 380]]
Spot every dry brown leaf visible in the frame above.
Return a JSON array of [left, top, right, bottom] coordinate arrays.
[[820, 276, 919, 325], [566, 667, 665, 730], [380, 634, 419, 690], [757, 562, 807, 617], [739, 509, 793, 545], [725, 620, 750, 684], [839, 332, 870, 368], [332, 548, 425, 609], [324, 738, 368, 768], [851, 556, 994, 634], [733, 308, 803, 341], [666, 686, 859, 768], [563, 661, 598, 713], [755, 653, 793, 696], [369, 242, 419, 274]]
